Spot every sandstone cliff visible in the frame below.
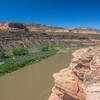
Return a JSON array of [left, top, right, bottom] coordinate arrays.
[[0, 22, 100, 34], [0, 22, 100, 51], [0, 22, 28, 32], [48, 46, 100, 100], [1, 30, 100, 51]]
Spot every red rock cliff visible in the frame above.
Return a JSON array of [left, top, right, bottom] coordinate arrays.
[[0, 22, 100, 34], [0, 22, 28, 32], [48, 46, 100, 100]]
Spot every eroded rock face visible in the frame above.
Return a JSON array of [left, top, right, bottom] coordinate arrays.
[[1, 22, 100, 51], [49, 46, 100, 100], [0, 22, 28, 32], [0, 22, 100, 34]]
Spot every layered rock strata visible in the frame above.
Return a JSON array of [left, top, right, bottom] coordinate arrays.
[[0, 22, 100, 51], [0, 22, 28, 32], [49, 46, 100, 100], [0, 22, 100, 34]]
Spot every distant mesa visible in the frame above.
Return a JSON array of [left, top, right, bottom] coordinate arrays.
[[0, 22, 100, 34]]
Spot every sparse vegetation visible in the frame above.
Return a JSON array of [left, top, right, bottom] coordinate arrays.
[[13, 47, 28, 56], [55, 45, 88, 54], [0, 48, 6, 58], [0, 45, 89, 74], [84, 73, 91, 81], [38, 45, 49, 51], [0, 45, 58, 74]]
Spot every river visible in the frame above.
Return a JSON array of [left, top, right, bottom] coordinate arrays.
[[0, 53, 72, 100]]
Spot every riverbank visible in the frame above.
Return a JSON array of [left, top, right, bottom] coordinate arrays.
[[0, 45, 88, 74], [55, 46, 88, 53], [0, 46, 58, 74]]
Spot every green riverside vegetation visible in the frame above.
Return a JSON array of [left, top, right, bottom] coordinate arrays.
[[0, 44, 90, 74], [0, 45, 58, 74]]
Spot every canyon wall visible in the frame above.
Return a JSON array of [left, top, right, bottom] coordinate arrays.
[[0, 22, 28, 32], [48, 46, 100, 100], [0, 22, 100, 51], [0, 22, 100, 34], [0, 31, 100, 51]]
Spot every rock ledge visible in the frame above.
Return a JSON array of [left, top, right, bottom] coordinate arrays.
[[49, 46, 100, 100]]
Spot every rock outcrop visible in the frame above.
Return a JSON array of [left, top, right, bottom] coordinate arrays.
[[0, 22, 28, 32], [48, 46, 100, 100]]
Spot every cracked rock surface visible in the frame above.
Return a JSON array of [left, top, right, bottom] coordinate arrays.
[[48, 46, 100, 100]]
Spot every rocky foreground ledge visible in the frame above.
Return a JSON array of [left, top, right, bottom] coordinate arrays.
[[48, 46, 100, 100]]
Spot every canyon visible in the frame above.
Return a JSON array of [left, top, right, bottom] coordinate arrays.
[[48, 46, 100, 100], [0, 22, 100, 100], [0, 22, 100, 51]]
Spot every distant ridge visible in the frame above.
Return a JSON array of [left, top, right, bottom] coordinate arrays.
[[0, 21, 100, 34]]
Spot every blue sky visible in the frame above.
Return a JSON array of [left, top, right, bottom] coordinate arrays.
[[0, 0, 100, 29]]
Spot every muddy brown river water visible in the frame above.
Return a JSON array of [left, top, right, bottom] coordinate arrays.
[[0, 53, 72, 100]]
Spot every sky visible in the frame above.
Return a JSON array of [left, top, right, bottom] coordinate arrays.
[[0, 0, 100, 29]]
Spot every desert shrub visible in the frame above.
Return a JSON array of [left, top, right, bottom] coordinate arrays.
[[78, 42, 87, 47], [38, 45, 49, 51], [13, 47, 28, 56], [0, 48, 6, 58], [84, 73, 91, 81]]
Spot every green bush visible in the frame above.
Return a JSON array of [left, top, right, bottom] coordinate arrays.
[[13, 47, 28, 56], [0, 48, 6, 58], [38, 45, 49, 51]]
